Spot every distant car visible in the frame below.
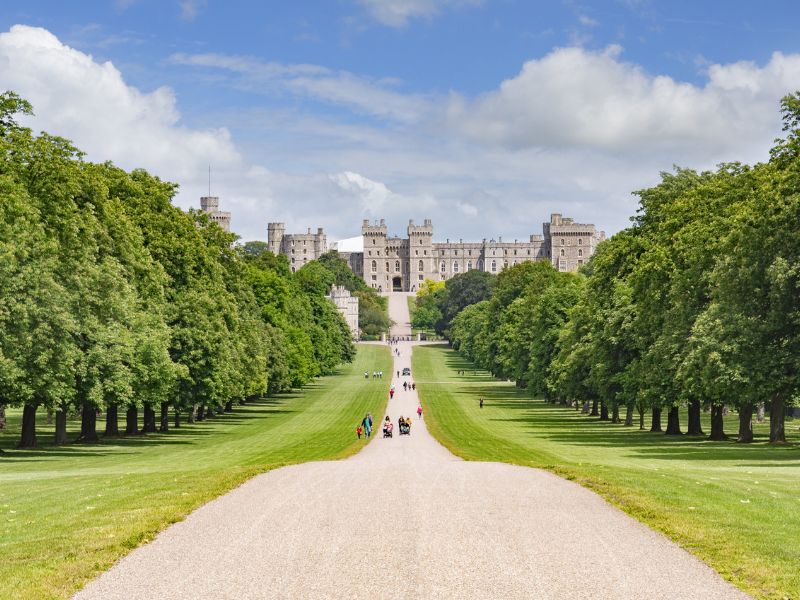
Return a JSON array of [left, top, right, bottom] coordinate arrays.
[[402, 367, 411, 376]]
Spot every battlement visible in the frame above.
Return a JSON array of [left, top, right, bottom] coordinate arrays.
[[362, 218, 387, 236]]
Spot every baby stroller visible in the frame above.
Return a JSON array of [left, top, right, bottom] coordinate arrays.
[[399, 419, 411, 435], [383, 422, 393, 438]]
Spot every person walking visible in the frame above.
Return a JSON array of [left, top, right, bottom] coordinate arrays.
[[479, 397, 484, 409], [356, 424, 363, 439], [417, 405, 423, 420], [363, 414, 372, 438]]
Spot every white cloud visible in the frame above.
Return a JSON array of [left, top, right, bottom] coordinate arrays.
[[169, 52, 430, 123], [1, 24, 797, 245], [446, 45, 798, 162], [178, 0, 206, 21], [355, 0, 484, 28], [578, 14, 599, 27], [0, 25, 240, 184]]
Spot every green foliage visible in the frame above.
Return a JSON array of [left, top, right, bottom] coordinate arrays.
[[0, 93, 356, 447], [442, 96, 800, 442]]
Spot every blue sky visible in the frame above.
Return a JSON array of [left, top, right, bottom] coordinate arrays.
[[1, 1, 799, 241]]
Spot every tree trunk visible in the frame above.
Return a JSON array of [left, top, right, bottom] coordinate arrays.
[[599, 401, 609, 421], [769, 393, 786, 443], [46, 408, 54, 425], [224, 400, 234, 412], [187, 404, 195, 424], [589, 399, 599, 416], [18, 404, 37, 448], [687, 399, 704, 435], [174, 409, 181, 429], [125, 405, 139, 435], [79, 404, 99, 442], [196, 404, 205, 421], [737, 404, 754, 444], [54, 408, 68, 445], [665, 406, 682, 435], [0, 403, 7, 432], [142, 404, 157, 433], [756, 403, 765, 423], [708, 404, 728, 441], [105, 404, 119, 436], [650, 407, 662, 432], [611, 404, 620, 424], [624, 404, 633, 426], [159, 403, 169, 432], [638, 409, 645, 430]]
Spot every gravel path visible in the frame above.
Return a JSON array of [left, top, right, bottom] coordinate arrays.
[[75, 293, 750, 600]]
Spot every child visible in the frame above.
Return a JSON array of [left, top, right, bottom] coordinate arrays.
[[356, 425, 363, 439], [417, 405, 423, 419]]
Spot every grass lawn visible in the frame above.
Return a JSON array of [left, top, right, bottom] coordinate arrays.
[[0, 344, 391, 600], [413, 344, 800, 600]]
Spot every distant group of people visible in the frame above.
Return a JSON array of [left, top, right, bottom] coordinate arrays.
[[402, 381, 416, 392], [388, 336, 412, 344], [365, 371, 384, 379]]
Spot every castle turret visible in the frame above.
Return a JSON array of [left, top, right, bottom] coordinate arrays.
[[267, 222, 285, 255], [200, 196, 231, 232], [361, 219, 389, 291], [407, 218, 434, 289]]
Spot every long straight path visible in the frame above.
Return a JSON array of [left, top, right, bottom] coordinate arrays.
[[75, 292, 750, 599]]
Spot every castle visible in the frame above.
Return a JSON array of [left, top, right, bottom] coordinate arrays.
[[267, 214, 605, 293], [200, 196, 231, 232]]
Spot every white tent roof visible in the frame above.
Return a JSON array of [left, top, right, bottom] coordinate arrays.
[[330, 236, 363, 253]]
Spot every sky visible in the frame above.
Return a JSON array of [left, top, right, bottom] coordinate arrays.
[[1, 1, 799, 242]]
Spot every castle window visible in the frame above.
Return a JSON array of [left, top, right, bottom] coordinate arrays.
[[478, 260, 483, 270], [372, 238, 376, 245], [368, 250, 372, 256], [492, 250, 495, 256], [514, 249, 517, 256], [418, 260, 424, 271], [578, 249, 583, 257], [455, 250, 458, 256], [415, 250, 419, 256], [395, 261, 400, 272], [420, 239, 423, 245], [292, 267, 296, 273], [303, 240, 306, 245], [372, 274, 377, 281], [453, 262, 459, 273], [303, 249, 307, 254], [418, 274, 424, 281], [468, 250, 472, 256], [424, 250, 428, 256], [560, 238, 565, 246], [578, 238, 582, 245], [440, 261, 446, 272], [527, 249, 530, 255], [560, 249, 565, 257], [491, 261, 497, 273], [578, 259, 583, 266], [467, 260, 472, 270], [386, 262, 390, 271], [371, 260, 377, 272]]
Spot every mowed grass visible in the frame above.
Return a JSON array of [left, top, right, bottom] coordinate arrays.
[[0, 344, 391, 600], [413, 344, 800, 600]]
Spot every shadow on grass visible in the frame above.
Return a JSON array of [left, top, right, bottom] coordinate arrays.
[[452, 383, 800, 465], [0, 396, 300, 459]]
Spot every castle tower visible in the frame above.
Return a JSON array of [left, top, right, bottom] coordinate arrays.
[[407, 218, 434, 290], [313, 227, 327, 258], [267, 222, 285, 255], [200, 196, 231, 232], [361, 218, 388, 292]]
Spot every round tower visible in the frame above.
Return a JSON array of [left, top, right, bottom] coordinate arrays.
[[267, 222, 285, 255]]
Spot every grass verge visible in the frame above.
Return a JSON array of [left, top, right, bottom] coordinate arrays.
[[0, 344, 391, 600], [414, 344, 799, 600]]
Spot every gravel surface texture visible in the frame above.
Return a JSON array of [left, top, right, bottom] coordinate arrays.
[[74, 293, 750, 600]]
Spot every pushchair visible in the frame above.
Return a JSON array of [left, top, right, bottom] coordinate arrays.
[[383, 423, 393, 438], [399, 420, 411, 435]]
